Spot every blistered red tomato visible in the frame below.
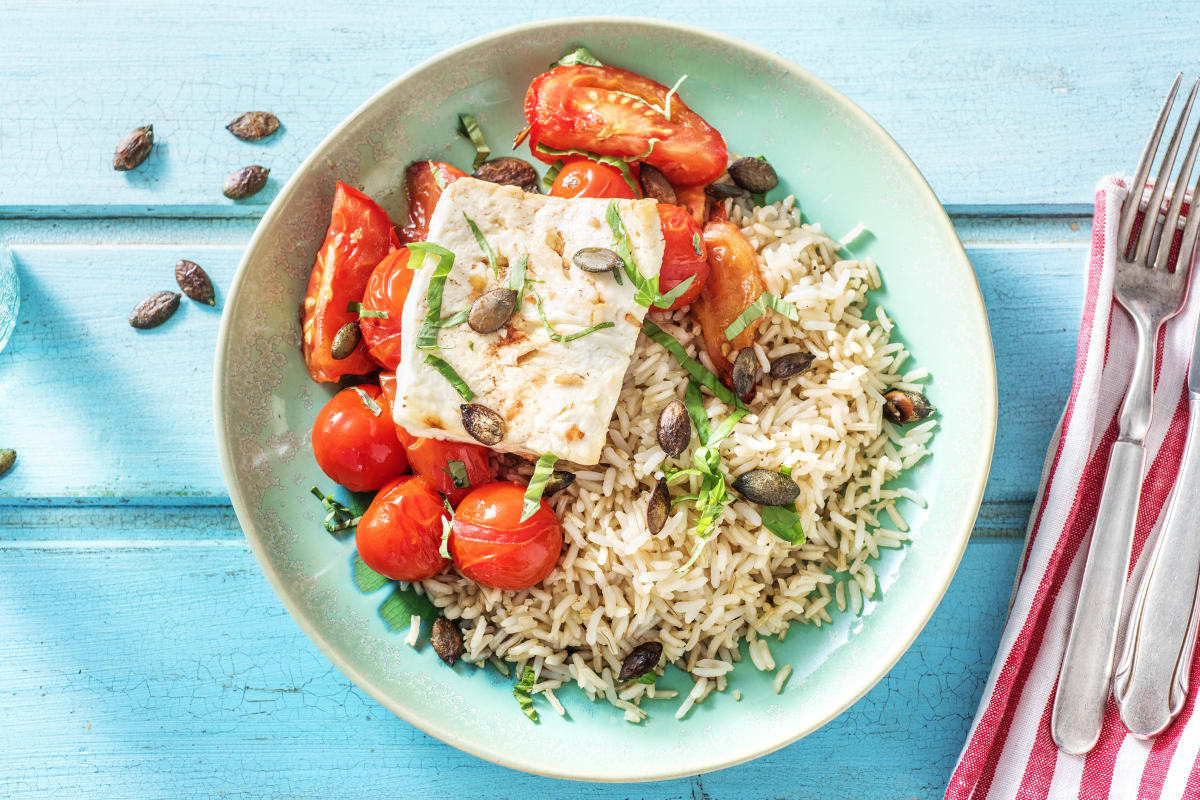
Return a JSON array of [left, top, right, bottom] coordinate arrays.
[[449, 482, 562, 591], [356, 476, 450, 582], [525, 65, 727, 187], [301, 182, 399, 383], [657, 203, 709, 310], [398, 160, 467, 243], [548, 159, 637, 199], [693, 221, 765, 384], [311, 384, 409, 492], [359, 248, 414, 370]]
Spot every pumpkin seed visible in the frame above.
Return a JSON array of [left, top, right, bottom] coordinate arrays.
[[638, 163, 676, 204], [0, 449, 15, 480], [226, 111, 280, 141], [544, 470, 576, 496], [431, 617, 464, 666], [222, 165, 270, 199], [112, 125, 153, 171], [705, 182, 749, 200], [572, 247, 623, 273], [647, 478, 670, 534], [656, 399, 691, 457], [728, 156, 779, 194], [770, 351, 814, 380], [619, 641, 663, 681], [732, 468, 800, 506], [460, 403, 505, 445], [883, 390, 935, 425], [473, 157, 539, 190], [331, 321, 361, 360], [468, 287, 517, 334], [174, 259, 216, 305], [129, 290, 181, 329], [731, 346, 760, 399]]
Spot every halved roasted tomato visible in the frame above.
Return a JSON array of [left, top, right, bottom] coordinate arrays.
[[359, 249, 414, 370], [524, 65, 727, 187], [657, 203, 709, 310], [692, 221, 765, 383], [548, 159, 638, 199], [398, 160, 467, 243]]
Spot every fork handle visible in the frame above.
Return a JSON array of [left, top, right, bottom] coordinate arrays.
[[1114, 395, 1200, 737], [1052, 439, 1146, 754]]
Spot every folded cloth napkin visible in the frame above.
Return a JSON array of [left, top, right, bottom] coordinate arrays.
[[947, 175, 1200, 800]]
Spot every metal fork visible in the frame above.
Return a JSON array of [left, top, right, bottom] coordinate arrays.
[[1052, 73, 1199, 755]]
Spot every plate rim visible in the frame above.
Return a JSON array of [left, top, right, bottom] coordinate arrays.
[[213, 14, 998, 782]]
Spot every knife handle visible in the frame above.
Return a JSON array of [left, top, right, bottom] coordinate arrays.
[[1115, 398, 1200, 738], [1052, 439, 1146, 754]]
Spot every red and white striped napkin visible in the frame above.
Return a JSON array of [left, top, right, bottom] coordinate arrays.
[[947, 176, 1200, 800]]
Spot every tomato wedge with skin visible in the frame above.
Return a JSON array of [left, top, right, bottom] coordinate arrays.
[[301, 181, 399, 383], [692, 220, 765, 384], [525, 65, 727, 187], [358, 249, 414, 371], [398, 160, 467, 244]]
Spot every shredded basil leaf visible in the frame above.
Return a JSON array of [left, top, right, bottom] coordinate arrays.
[[780, 465, 793, 478], [641, 319, 745, 410], [632, 672, 657, 685], [655, 274, 696, 308], [661, 74, 687, 121], [463, 213, 498, 277], [346, 301, 388, 319], [513, 665, 540, 723], [508, 253, 529, 310], [692, 232, 703, 256], [457, 113, 490, 170], [443, 459, 470, 490], [436, 308, 469, 328], [605, 201, 658, 306], [761, 504, 806, 545], [424, 354, 475, 400], [432, 166, 448, 190], [553, 46, 602, 68], [439, 496, 454, 558], [522, 452, 559, 522], [536, 143, 641, 196], [378, 585, 437, 630], [353, 553, 390, 594], [309, 486, 362, 533], [531, 288, 615, 343], [723, 291, 800, 341], [408, 242, 456, 350], [352, 387, 382, 417], [542, 159, 565, 192], [683, 379, 712, 444]]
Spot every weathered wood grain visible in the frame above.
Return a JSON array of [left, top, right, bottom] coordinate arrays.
[[0, 536, 1020, 798], [0, 1, 1195, 215]]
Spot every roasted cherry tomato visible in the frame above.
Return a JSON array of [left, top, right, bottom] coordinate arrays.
[[356, 476, 450, 582], [548, 159, 637, 199], [525, 65, 727, 187], [398, 160, 467, 243], [692, 221, 765, 384], [301, 182, 400, 383], [359, 249, 414, 370], [657, 203, 709, 310], [674, 184, 709, 227], [449, 482, 562, 591], [311, 384, 409, 492], [378, 373, 493, 505]]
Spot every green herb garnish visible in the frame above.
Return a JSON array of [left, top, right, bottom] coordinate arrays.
[[424, 354, 474, 400], [352, 386, 382, 417], [632, 673, 657, 685], [606, 201, 658, 306], [513, 665, 540, 723], [780, 465, 793, 478], [464, 213, 498, 277], [692, 232, 703, 256], [724, 291, 800, 340], [309, 486, 362, 533], [537, 143, 640, 196], [655, 274, 696, 309], [552, 46, 602, 68], [378, 585, 437, 631], [761, 504, 805, 545], [683, 378, 712, 443], [457, 113, 491, 170], [443, 459, 470, 490], [522, 452, 559, 522], [353, 553, 390, 594], [439, 496, 454, 558], [542, 159, 564, 192], [437, 308, 470, 328], [346, 301, 388, 319], [408, 242, 456, 350], [508, 253, 529, 310], [642, 319, 745, 410], [531, 288, 615, 343]]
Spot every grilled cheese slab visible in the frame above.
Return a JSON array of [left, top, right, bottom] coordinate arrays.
[[392, 177, 665, 465]]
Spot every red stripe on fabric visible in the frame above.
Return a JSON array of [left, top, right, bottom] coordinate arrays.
[[1014, 694, 1059, 799], [1078, 697, 1125, 799], [1183, 757, 1200, 798], [1137, 656, 1200, 800]]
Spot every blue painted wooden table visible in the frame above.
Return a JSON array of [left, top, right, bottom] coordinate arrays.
[[2, 2, 1193, 797]]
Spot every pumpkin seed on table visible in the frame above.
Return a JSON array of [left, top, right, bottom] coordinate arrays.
[[112, 125, 154, 171], [572, 247, 623, 274], [431, 617, 464, 666], [646, 478, 670, 534], [0, 449, 15, 480], [129, 290, 181, 329], [330, 321, 361, 360], [728, 156, 779, 194], [460, 403, 505, 445], [770, 351, 815, 380], [226, 111, 280, 141], [732, 468, 800, 507], [544, 469, 576, 496], [638, 163, 676, 204], [467, 287, 517, 334], [472, 157, 539, 191], [222, 165, 270, 199], [174, 259, 216, 305], [731, 346, 760, 400], [883, 389, 935, 425], [656, 399, 691, 457], [619, 641, 663, 681]]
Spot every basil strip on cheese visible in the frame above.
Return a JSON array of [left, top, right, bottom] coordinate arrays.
[[531, 288, 615, 343], [424, 354, 474, 401], [605, 201, 658, 307], [508, 253, 529, 310], [463, 213, 498, 277], [521, 452, 559, 522], [723, 291, 800, 340], [407, 242, 456, 351]]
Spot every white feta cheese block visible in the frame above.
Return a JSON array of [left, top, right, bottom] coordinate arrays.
[[392, 177, 665, 466]]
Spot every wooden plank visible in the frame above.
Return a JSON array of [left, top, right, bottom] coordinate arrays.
[[0, 240, 1079, 515], [0, 536, 1020, 797], [1, 1, 1195, 214]]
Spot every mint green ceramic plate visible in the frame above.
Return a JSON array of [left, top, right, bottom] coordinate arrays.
[[214, 17, 996, 781]]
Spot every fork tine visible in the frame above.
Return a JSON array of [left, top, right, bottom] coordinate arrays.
[[1119, 74, 1182, 257], [1135, 78, 1198, 267], [1157, 83, 1200, 272], [1177, 146, 1200, 278]]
